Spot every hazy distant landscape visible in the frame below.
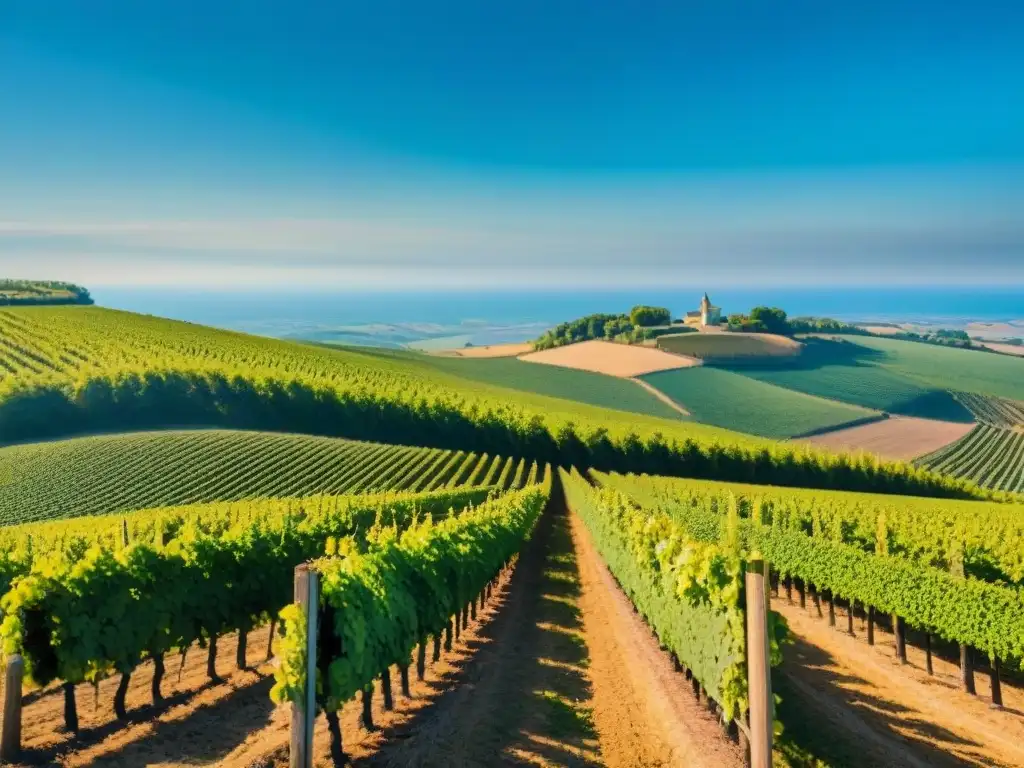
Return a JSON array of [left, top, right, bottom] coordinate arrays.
[[94, 287, 1024, 350]]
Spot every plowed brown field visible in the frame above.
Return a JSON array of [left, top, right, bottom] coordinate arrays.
[[801, 415, 974, 460], [520, 340, 700, 378]]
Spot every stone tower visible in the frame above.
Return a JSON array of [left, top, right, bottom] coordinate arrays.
[[700, 292, 712, 326]]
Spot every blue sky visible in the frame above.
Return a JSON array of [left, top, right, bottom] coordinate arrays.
[[2, 1, 1023, 288]]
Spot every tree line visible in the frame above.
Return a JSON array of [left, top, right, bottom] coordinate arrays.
[[532, 305, 683, 349], [0, 280, 94, 306]]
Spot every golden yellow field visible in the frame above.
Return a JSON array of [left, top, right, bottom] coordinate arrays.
[[520, 339, 700, 377]]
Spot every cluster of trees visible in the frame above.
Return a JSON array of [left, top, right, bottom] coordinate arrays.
[[629, 305, 672, 327], [726, 307, 792, 334], [727, 308, 869, 336], [533, 305, 674, 349], [0, 280, 93, 306], [892, 328, 973, 349]]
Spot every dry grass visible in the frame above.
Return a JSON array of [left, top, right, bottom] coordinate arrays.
[[520, 340, 700, 378], [434, 343, 534, 358], [801, 416, 975, 461], [858, 325, 909, 336], [656, 332, 801, 361]]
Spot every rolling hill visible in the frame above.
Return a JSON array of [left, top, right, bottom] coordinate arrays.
[[0, 306, 988, 499], [655, 331, 802, 363], [727, 336, 983, 421], [333, 346, 689, 421]]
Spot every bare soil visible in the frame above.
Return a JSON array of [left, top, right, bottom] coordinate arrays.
[[774, 594, 1024, 767], [858, 325, 909, 336], [801, 415, 975, 461], [520, 340, 701, 378], [9, 626, 278, 767], [569, 511, 742, 768]]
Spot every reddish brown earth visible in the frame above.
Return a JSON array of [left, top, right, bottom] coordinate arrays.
[[569, 511, 742, 768], [802, 415, 975, 461], [774, 594, 1024, 767]]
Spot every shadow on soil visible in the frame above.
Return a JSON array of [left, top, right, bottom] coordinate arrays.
[[17, 668, 275, 766], [359, 493, 600, 767], [778, 634, 1000, 768]]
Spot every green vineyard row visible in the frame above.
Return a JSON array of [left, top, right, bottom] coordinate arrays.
[[0, 429, 531, 526], [0, 306, 991, 501], [918, 424, 1024, 494], [561, 468, 784, 721], [0, 481, 545, 729], [594, 470, 1024, 584], [272, 483, 549, 721], [0, 454, 541, 598], [952, 392, 1024, 429], [598, 472, 1024, 664]]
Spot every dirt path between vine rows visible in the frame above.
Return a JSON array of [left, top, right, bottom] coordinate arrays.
[[774, 597, 1024, 767], [567, 509, 742, 768], [333, 499, 739, 766], [238, 498, 738, 766]]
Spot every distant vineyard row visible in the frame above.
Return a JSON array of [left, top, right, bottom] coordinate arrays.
[[953, 391, 1024, 429], [918, 424, 1024, 493], [0, 429, 531, 526]]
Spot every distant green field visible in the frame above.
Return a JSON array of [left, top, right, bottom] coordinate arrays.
[[640, 367, 879, 439], [849, 335, 1024, 398], [731, 336, 978, 421], [394, 353, 688, 422], [0, 429, 527, 525]]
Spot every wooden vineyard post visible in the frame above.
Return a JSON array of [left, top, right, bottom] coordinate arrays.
[[290, 564, 319, 768], [745, 559, 772, 768], [0, 655, 23, 762]]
